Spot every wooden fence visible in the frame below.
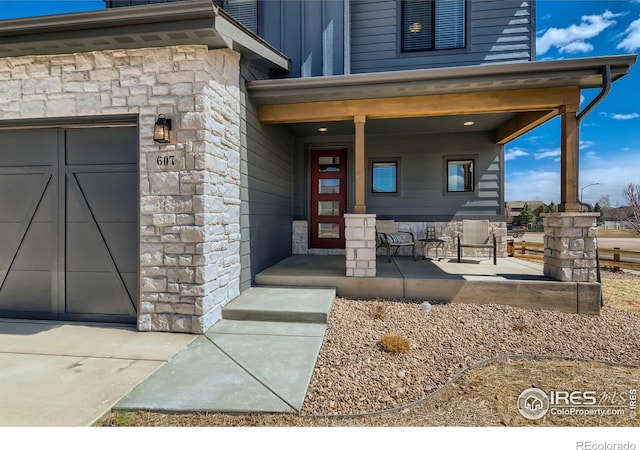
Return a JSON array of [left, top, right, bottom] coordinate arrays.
[[507, 241, 640, 270]]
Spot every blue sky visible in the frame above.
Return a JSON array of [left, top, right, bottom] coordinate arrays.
[[507, 0, 640, 206], [0, 0, 639, 205]]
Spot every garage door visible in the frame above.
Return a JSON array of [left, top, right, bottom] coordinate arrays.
[[0, 126, 138, 323]]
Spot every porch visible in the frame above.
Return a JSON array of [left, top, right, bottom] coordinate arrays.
[[255, 255, 601, 314]]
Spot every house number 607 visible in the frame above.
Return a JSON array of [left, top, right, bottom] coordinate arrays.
[[156, 155, 175, 166]]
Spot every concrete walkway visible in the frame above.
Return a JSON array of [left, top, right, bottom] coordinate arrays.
[[0, 319, 194, 426], [0, 287, 335, 424], [115, 287, 334, 413]]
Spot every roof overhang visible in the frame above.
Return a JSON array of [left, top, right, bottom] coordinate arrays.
[[0, 0, 289, 72], [247, 55, 636, 105], [248, 55, 636, 144]]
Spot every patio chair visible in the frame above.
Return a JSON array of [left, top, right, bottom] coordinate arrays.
[[376, 220, 417, 263], [457, 219, 497, 265]]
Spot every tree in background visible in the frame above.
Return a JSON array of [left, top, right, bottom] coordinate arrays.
[[518, 202, 534, 227], [619, 182, 640, 233], [593, 202, 605, 226], [535, 203, 549, 225], [547, 202, 558, 213]]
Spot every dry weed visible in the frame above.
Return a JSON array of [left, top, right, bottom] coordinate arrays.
[[378, 334, 411, 354]]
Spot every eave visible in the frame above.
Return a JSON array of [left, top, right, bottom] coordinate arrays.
[[0, 0, 289, 72]]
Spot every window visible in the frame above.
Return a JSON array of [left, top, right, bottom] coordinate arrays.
[[372, 161, 398, 193], [447, 159, 474, 192], [224, 0, 258, 34], [402, 0, 465, 52]]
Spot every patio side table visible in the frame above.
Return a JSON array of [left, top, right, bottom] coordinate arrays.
[[418, 225, 447, 260]]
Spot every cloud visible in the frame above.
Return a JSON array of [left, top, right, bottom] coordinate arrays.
[[584, 151, 600, 160], [601, 112, 640, 120], [580, 140, 594, 150], [537, 11, 622, 55], [617, 17, 640, 51], [505, 148, 529, 161], [534, 148, 561, 160], [580, 94, 585, 105], [506, 152, 640, 204]]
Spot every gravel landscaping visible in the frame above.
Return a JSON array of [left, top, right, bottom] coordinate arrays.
[[301, 298, 640, 416]]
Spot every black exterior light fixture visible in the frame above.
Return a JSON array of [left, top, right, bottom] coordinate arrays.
[[153, 114, 172, 143]]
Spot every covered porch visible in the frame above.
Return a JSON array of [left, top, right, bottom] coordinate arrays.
[[255, 255, 600, 315], [245, 55, 636, 292]]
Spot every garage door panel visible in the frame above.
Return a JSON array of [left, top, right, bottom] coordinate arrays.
[[66, 127, 138, 165], [121, 272, 139, 307], [65, 272, 135, 316], [0, 271, 52, 312], [74, 172, 138, 223], [0, 173, 52, 222], [98, 223, 139, 274], [66, 222, 114, 272], [11, 223, 55, 271], [0, 223, 23, 268], [0, 129, 57, 167]]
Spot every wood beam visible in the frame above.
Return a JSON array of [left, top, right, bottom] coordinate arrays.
[[559, 105, 581, 212], [354, 115, 366, 214], [495, 110, 558, 144], [258, 87, 582, 124]]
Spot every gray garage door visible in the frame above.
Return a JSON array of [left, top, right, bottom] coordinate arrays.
[[0, 126, 138, 323]]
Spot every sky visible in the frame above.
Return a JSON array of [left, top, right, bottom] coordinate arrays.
[[0, 0, 639, 206], [507, 0, 640, 206]]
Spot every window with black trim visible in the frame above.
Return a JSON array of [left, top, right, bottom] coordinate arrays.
[[447, 159, 474, 192], [402, 0, 465, 52], [372, 161, 398, 193]]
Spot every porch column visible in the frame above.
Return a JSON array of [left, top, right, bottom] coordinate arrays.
[[354, 115, 367, 214], [345, 214, 376, 277], [559, 105, 580, 212], [542, 212, 600, 313]]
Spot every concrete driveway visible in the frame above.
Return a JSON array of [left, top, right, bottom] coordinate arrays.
[[0, 319, 194, 426]]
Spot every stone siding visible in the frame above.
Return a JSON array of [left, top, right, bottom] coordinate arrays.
[[345, 214, 376, 277], [543, 212, 598, 282], [0, 45, 241, 333]]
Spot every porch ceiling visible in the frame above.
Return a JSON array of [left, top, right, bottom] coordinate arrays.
[[284, 113, 517, 137]]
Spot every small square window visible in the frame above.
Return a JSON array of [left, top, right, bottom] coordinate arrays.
[[372, 162, 398, 193], [447, 159, 474, 192]]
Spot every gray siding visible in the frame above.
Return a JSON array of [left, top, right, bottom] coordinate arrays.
[[350, 0, 534, 73], [364, 131, 502, 220], [294, 131, 502, 223], [259, 0, 346, 77], [240, 70, 294, 291]]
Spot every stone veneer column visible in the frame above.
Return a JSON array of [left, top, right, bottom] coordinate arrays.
[[344, 214, 376, 277], [543, 212, 599, 282]]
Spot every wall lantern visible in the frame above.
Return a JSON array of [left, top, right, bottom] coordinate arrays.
[[153, 114, 172, 144]]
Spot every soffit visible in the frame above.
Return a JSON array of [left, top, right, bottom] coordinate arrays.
[[247, 55, 637, 105]]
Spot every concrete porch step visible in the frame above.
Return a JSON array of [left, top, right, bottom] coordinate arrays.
[[221, 287, 335, 324]]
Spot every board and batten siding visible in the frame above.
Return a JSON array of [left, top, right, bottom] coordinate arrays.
[[350, 0, 534, 73], [239, 72, 294, 291], [258, 0, 346, 77]]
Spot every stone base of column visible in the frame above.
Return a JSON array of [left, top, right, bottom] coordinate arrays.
[[543, 212, 599, 282], [344, 214, 376, 277]]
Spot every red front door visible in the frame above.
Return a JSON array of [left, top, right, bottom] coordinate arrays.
[[310, 149, 347, 249]]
